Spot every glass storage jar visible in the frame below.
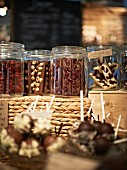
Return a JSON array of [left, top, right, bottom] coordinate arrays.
[[120, 45, 127, 90], [24, 50, 52, 95], [0, 41, 25, 96], [87, 45, 121, 91], [51, 46, 87, 96]]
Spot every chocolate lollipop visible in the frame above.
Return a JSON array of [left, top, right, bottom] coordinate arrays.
[[0, 126, 24, 153], [94, 136, 112, 155]]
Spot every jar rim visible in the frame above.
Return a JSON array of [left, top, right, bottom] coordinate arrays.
[[86, 45, 120, 52], [52, 46, 86, 54], [0, 41, 25, 49]]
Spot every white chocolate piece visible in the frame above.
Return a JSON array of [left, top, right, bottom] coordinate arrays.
[[100, 64, 117, 84]]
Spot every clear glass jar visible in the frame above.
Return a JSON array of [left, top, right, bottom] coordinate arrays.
[[24, 50, 52, 95], [87, 45, 121, 91], [0, 41, 25, 96], [51, 46, 87, 96], [120, 45, 127, 90]]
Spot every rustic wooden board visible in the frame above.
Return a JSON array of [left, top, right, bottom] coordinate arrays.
[[46, 152, 99, 170], [88, 90, 127, 130]]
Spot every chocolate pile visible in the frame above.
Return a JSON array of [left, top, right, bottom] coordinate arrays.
[[0, 114, 65, 157], [68, 120, 116, 156], [51, 58, 84, 96], [89, 58, 118, 90]]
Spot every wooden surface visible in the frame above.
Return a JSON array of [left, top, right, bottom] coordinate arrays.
[[88, 90, 127, 130], [0, 152, 99, 170], [46, 153, 99, 170]]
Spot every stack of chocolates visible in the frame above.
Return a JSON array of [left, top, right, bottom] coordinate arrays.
[[51, 46, 87, 96], [24, 50, 52, 95], [0, 42, 25, 96]]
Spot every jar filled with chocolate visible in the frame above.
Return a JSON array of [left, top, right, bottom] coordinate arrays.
[[120, 45, 127, 90], [87, 45, 121, 91], [51, 46, 87, 96], [0, 42, 25, 96], [24, 50, 52, 95]]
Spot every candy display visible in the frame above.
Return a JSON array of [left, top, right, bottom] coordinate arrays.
[[24, 50, 52, 95], [67, 119, 124, 157], [0, 113, 65, 157], [87, 45, 121, 91], [51, 46, 87, 96], [0, 42, 25, 96]]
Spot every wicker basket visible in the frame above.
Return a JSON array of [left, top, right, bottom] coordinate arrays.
[[3, 95, 91, 137]]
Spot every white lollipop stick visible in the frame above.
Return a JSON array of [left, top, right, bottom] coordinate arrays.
[[48, 95, 55, 111], [46, 102, 49, 111], [87, 97, 95, 115], [114, 138, 127, 144], [114, 115, 121, 138], [33, 95, 40, 111], [100, 92, 105, 123], [27, 102, 34, 112], [91, 113, 98, 121], [106, 113, 110, 119], [80, 90, 84, 121]]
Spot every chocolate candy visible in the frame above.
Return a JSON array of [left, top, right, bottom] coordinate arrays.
[[94, 136, 111, 155], [98, 122, 114, 135], [51, 58, 84, 96], [77, 121, 95, 132], [0, 60, 23, 95], [24, 60, 51, 95], [89, 58, 118, 90]]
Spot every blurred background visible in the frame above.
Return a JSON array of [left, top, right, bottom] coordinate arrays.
[[0, 0, 127, 50]]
